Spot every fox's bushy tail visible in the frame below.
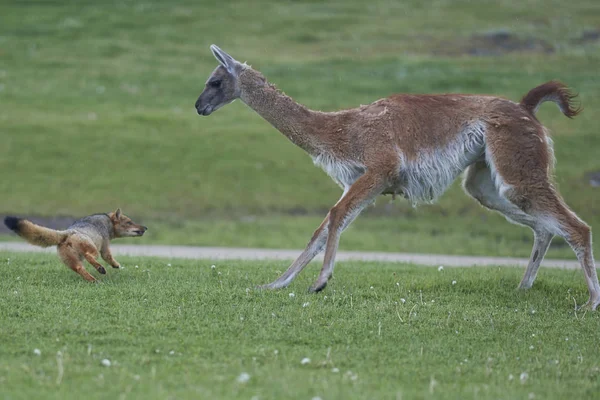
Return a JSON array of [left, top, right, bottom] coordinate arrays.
[[4, 217, 70, 247], [520, 80, 582, 118]]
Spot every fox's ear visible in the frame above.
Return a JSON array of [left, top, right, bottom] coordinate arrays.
[[114, 208, 122, 219]]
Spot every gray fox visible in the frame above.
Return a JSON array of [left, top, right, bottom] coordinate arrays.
[[4, 208, 147, 282]]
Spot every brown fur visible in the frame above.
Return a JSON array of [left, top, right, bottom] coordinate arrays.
[[520, 80, 582, 118], [195, 45, 599, 310], [5, 219, 69, 247], [4, 209, 147, 282]]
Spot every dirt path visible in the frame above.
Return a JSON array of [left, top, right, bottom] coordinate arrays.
[[0, 242, 581, 269]]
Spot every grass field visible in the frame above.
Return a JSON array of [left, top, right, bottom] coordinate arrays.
[[2, 2, 600, 399], [1, 251, 599, 399], [1, 0, 600, 258]]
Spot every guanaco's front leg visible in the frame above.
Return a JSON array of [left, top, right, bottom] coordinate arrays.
[[259, 213, 330, 290], [309, 173, 385, 293]]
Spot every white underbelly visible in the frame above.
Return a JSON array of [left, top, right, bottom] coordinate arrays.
[[311, 153, 366, 192]]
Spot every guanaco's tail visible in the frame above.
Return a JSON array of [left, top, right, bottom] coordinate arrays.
[[520, 80, 582, 118], [4, 217, 70, 247]]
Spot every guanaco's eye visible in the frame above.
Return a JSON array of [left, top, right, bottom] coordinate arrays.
[[209, 80, 221, 88]]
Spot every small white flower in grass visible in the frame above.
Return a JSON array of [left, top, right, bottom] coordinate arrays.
[[273, 349, 279, 355], [135, 265, 139, 269], [134, 375, 140, 381], [16, 276, 20, 281], [396, 282, 400, 286], [155, 349, 160, 353], [520, 372, 528, 384], [531, 333, 536, 337], [565, 337, 569, 341], [400, 298, 406, 304], [431, 300, 435, 303], [246, 288, 250, 294], [530, 309, 536, 314], [217, 271, 222, 275], [301, 357, 311, 365], [167, 263, 171, 267], [323, 295, 327, 300], [13, 291, 17, 295], [452, 280, 457, 285], [528, 393, 535, 400], [370, 286, 374, 290], [529, 345, 534, 350], [33, 349, 41, 356], [302, 302, 310, 308], [236, 372, 250, 384], [210, 265, 216, 269], [101, 359, 111, 367], [344, 370, 358, 381], [289, 293, 295, 298], [169, 350, 175, 355], [438, 265, 444, 271], [332, 367, 340, 373]]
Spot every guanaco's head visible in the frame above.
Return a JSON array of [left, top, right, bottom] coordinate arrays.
[[195, 45, 247, 116], [109, 208, 148, 238]]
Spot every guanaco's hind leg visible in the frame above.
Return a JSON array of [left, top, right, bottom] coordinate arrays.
[[57, 242, 96, 282], [542, 195, 600, 309], [463, 161, 554, 289], [484, 119, 600, 309]]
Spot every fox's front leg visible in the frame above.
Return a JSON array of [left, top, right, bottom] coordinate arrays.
[[101, 244, 120, 268]]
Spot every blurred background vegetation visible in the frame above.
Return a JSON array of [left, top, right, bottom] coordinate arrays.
[[1, 0, 599, 258]]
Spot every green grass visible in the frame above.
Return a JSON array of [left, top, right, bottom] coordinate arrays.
[[1, 0, 600, 257], [1, 251, 599, 399]]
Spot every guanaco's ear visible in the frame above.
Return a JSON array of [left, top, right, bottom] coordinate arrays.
[[114, 208, 122, 219], [210, 44, 240, 75]]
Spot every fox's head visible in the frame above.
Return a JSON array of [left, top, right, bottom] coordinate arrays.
[[109, 208, 148, 238]]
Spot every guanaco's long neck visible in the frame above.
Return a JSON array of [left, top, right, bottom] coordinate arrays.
[[239, 70, 324, 155]]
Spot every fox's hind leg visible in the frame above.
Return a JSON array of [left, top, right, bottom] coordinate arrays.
[[75, 240, 107, 275], [100, 244, 120, 268], [57, 242, 96, 282]]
